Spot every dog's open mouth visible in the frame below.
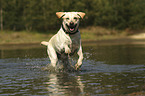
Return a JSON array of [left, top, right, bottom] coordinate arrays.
[[66, 24, 77, 32], [70, 28, 74, 31]]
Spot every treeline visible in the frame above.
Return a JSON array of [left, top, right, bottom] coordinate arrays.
[[0, 0, 145, 31]]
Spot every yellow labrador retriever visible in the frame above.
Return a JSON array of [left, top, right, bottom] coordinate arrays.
[[41, 12, 85, 71]]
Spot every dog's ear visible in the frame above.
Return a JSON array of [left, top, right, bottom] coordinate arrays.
[[56, 12, 65, 18], [77, 12, 85, 19]]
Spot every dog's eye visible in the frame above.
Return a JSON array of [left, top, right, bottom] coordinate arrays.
[[66, 18, 69, 20], [74, 17, 78, 20]]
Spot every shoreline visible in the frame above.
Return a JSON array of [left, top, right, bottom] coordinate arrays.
[[1, 37, 145, 50], [1, 27, 145, 49], [1, 36, 145, 45]]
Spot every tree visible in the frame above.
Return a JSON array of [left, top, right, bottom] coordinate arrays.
[[0, 0, 5, 31], [0, 6, 3, 31], [0, 0, 145, 31]]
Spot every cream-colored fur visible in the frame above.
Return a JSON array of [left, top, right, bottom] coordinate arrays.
[[41, 12, 85, 70]]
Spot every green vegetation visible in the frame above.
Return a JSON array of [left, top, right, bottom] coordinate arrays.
[[0, 0, 145, 32], [0, 30, 53, 44], [80, 26, 127, 40]]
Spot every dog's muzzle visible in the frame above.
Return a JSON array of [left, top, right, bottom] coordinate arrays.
[[66, 22, 77, 32]]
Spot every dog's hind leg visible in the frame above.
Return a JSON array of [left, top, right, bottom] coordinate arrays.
[[57, 53, 73, 71], [47, 45, 58, 67]]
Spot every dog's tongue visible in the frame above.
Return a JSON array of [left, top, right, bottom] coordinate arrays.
[[70, 28, 74, 31]]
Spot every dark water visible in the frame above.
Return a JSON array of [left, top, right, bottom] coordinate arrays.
[[0, 43, 145, 95]]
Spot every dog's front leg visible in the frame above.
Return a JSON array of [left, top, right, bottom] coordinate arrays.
[[75, 46, 83, 70], [64, 45, 71, 54]]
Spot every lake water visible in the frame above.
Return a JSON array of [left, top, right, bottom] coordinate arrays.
[[0, 43, 145, 95]]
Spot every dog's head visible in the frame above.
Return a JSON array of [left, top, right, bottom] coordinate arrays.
[[56, 12, 85, 33]]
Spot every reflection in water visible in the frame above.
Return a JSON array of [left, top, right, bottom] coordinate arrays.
[[45, 73, 84, 95], [46, 74, 59, 94], [84, 44, 145, 65], [0, 47, 47, 59], [0, 44, 145, 95]]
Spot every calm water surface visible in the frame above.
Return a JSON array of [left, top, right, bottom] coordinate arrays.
[[0, 43, 145, 95]]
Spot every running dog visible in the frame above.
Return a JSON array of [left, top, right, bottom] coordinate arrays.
[[41, 12, 85, 71]]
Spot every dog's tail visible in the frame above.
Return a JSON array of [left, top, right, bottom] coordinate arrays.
[[41, 41, 49, 46]]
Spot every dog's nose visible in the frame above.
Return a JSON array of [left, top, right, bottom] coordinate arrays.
[[70, 22, 74, 25]]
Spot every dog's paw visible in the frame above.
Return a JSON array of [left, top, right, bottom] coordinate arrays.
[[65, 46, 71, 54], [65, 48, 71, 54], [75, 64, 82, 71]]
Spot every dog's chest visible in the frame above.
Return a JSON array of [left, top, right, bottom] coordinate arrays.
[[69, 33, 81, 52], [56, 29, 81, 53]]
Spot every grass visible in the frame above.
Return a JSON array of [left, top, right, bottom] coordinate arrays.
[[80, 26, 127, 40], [0, 30, 54, 44], [0, 26, 137, 44]]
